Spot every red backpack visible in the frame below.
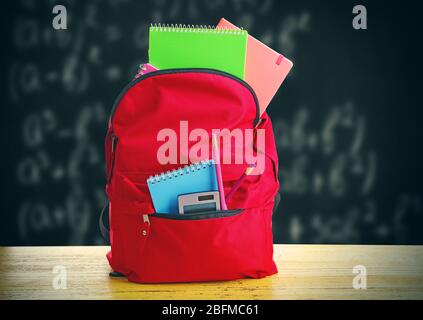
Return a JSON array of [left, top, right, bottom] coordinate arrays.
[[100, 68, 280, 283]]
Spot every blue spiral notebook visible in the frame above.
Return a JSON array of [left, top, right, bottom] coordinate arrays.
[[147, 160, 218, 214]]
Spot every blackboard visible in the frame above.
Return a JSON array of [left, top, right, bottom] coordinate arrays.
[[1, 0, 422, 245]]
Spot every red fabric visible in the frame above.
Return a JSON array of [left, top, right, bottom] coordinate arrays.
[[105, 71, 279, 283]]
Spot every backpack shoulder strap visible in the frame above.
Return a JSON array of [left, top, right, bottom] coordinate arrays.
[[99, 202, 110, 243]]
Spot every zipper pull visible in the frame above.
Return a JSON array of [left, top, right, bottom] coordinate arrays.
[[142, 214, 150, 237], [134, 64, 146, 79]]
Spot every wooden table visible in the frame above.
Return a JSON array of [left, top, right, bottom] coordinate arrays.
[[0, 245, 422, 300]]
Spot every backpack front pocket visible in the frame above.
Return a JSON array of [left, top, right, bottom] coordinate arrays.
[[123, 205, 277, 283]]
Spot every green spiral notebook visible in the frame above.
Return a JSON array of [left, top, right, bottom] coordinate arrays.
[[149, 24, 248, 80]]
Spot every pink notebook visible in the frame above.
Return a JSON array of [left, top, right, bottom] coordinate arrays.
[[217, 18, 293, 115]]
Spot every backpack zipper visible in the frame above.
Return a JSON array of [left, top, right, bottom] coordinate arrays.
[[108, 68, 260, 127], [151, 209, 242, 220], [142, 214, 150, 236], [140, 210, 241, 238]]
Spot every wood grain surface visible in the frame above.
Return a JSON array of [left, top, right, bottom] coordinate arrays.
[[0, 245, 422, 300]]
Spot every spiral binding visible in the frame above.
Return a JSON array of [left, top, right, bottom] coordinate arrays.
[[150, 23, 246, 35], [147, 159, 215, 184]]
